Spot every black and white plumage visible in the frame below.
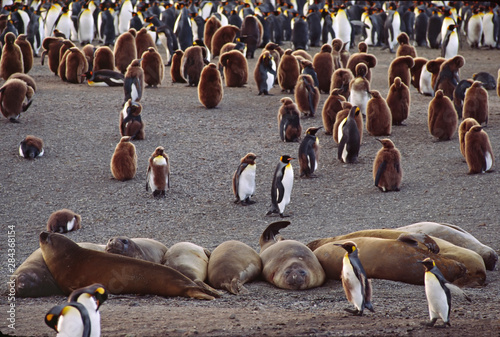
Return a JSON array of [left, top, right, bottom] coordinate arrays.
[[232, 153, 257, 205], [19, 135, 44, 159], [83, 69, 125, 87], [266, 155, 294, 218], [298, 127, 321, 178], [123, 59, 144, 104], [67, 284, 108, 337], [338, 106, 361, 163], [335, 241, 374, 316], [45, 302, 91, 337]]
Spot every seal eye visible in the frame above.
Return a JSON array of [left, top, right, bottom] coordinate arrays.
[[122, 239, 129, 245]]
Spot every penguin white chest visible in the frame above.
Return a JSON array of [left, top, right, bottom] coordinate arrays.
[[78, 296, 101, 337], [238, 164, 256, 200], [349, 89, 370, 115], [266, 60, 277, 91], [424, 272, 449, 322], [341, 255, 363, 310], [278, 165, 293, 213], [57, 307, 86, 337]]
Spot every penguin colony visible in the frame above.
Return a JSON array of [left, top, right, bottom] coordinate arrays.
[[2, 0, 499, 333]]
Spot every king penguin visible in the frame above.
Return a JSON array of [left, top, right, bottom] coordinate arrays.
[[298, 126, 321, 178], [146, 146, 170, 198], [67, 284, 108, 337], [124, 59, 144, 104], [338, 106, 361, 164], [77, 3, 95, 46], [120, 99, 145, 140], [465, 125, 495, 174], [232, 152, 257, 205], [334, 241, 375, 316], [418, 258, 452, 327], [373, 138, 402, 192], [110, 136, 137, 181], [45, 302, 91, 337], [19, 135, 44, 159], [441, 24, 459, 59], [266, 155, 294, 218], [254, 50, 277, 95]]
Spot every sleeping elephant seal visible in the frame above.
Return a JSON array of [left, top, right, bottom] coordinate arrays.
[[11, 243, 105, 298], [207, 240, 262, 294], [397, 222, 498, 271], [105, 236, 168, 264], [164, 242, 218, 293], [313, 235, 466, 286], [309, 229, 484, 286], [259, 221, 325, 290], [39, 232, 219, 300]]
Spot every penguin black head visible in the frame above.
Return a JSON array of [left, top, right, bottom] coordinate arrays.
[[334, 241, 357, 254], [418, 257, 436, 272], [45, 302, 91, 335], [68, 283, 108, 309], [280, 155, 294, 163], [350, 106, 361, 118], [242, 152, 257, 164], [447, 24, 456, 32], [305, 126, 322, 135]]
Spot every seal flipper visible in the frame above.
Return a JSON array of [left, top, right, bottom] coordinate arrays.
[[397, 233, 440, 254], [259, 221, 291, 247]]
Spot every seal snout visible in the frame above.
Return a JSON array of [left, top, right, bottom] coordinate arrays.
[[284, 267, 308, 289]]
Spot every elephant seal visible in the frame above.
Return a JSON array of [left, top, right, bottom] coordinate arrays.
[[39, 232, 219, 300], [11, 243, 105, 298], [313, 236, 466, 286], [207, 240, 262, 295], [259, 221, 325, 290], [105, 236, 168, 264], [164, 242, 217, 293], [397, 222, 498, 271], [308, 229, 485, 286]]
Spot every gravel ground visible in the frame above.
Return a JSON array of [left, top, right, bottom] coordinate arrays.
[[0, 41, 499, 336]]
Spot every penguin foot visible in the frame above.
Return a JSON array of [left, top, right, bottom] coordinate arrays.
[[9, 118, 20, 123], [279, 213, 290, 218], [344, 308, 362, 316], [241, 199, 256, 206], [424, 318, 437, 327]]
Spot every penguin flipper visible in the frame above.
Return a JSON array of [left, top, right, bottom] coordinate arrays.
[[233, 162, 248, 201], [145, 168, 151, 191], [338, 136, 347, 161], [374, 161, 387, 186], [275, 179, 285, 204], [279, 117, 288, 141]]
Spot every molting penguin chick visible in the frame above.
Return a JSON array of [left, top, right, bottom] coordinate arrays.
[[120, 99, 145, 140], [294, 74, 319, 117], [459, 118, 480, 158], [220, 50, 248, 87], [198, 63, 223, 109], [146, 146, 170, 198], [321, 88, 346, 135], [428, 89, 457, 141], [232, 153, 257, 205], [19, 135, 44, 159], [334, 241, 375, 316], [434, 55, 465, 100], [254, 50, 277, 95], [373, 139, 402, 192], [110, 136, 137, 181], [298, 127, 321, 178], [67, 284, 108, 337], [124, 59, 144, 103], [266, 155, 294, 218], [278, 97, 302, 142], [338, 106, 361, 163], [366, 90, 391, 136], [386, 77, 410, 126], [0, 78, 34, 123], [453, 79, 473, 119], [278, 49, 300, 94], [46, 209, 82, 233], [181, 45, 206, 87], [330, 68, 353, 100], [463, 81, 489, 126], [141, 47, 164, 88], [464, 126, 494, 174], [0, 32, 23, 80], [45, 302, 91, 337], [349, 63, 371, 117]]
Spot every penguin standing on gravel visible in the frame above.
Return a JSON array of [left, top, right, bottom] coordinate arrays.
[[146, 146, 170, 198], [298, 127, 321, 178], [124, 59, 144, 104], [67, 284, 108, 337], [45, 302, 91, 337], [418, 258, 453, 327], [373, 138, 402, 192], [266, 155, 294, 218], [334, 241, 374, 316], [338, 106, 361, 163], [120, 99, 145, 140], [254, 50, 277, 95], [232, 152, 257, 205]]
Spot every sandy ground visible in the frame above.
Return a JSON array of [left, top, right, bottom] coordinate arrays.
[[0, 40, 499, 336]]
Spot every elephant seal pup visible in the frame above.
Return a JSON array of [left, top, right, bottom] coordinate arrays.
[[105, 236, 168, 264], [164, 242, 217, 293], [39, 232, 219, 300], [11, 243, 105, 298], [259, 221, 325, 290], [397, 222, 497, 271], [313, 236, 466, 286], [309, 229, 485, 286], [207, 240, 262, 294]]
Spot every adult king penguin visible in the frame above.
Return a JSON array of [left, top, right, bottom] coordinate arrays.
[[266, 155, 294, 218], [334, 241, 375, 316], [67, 284, 108, 337], [45, 302, 91, 337], [338, 106, 361, 164], [298, 127, 321, 178], [254, 50, 277, 95], [232, 153, 257, 205]]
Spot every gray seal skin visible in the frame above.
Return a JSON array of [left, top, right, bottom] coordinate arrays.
[[11, 243, 105, 298], [105, 236, 168, 264], [259, 221, 325, 290], [207, 240, 262, 294], [397, 222, 498, 271]]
